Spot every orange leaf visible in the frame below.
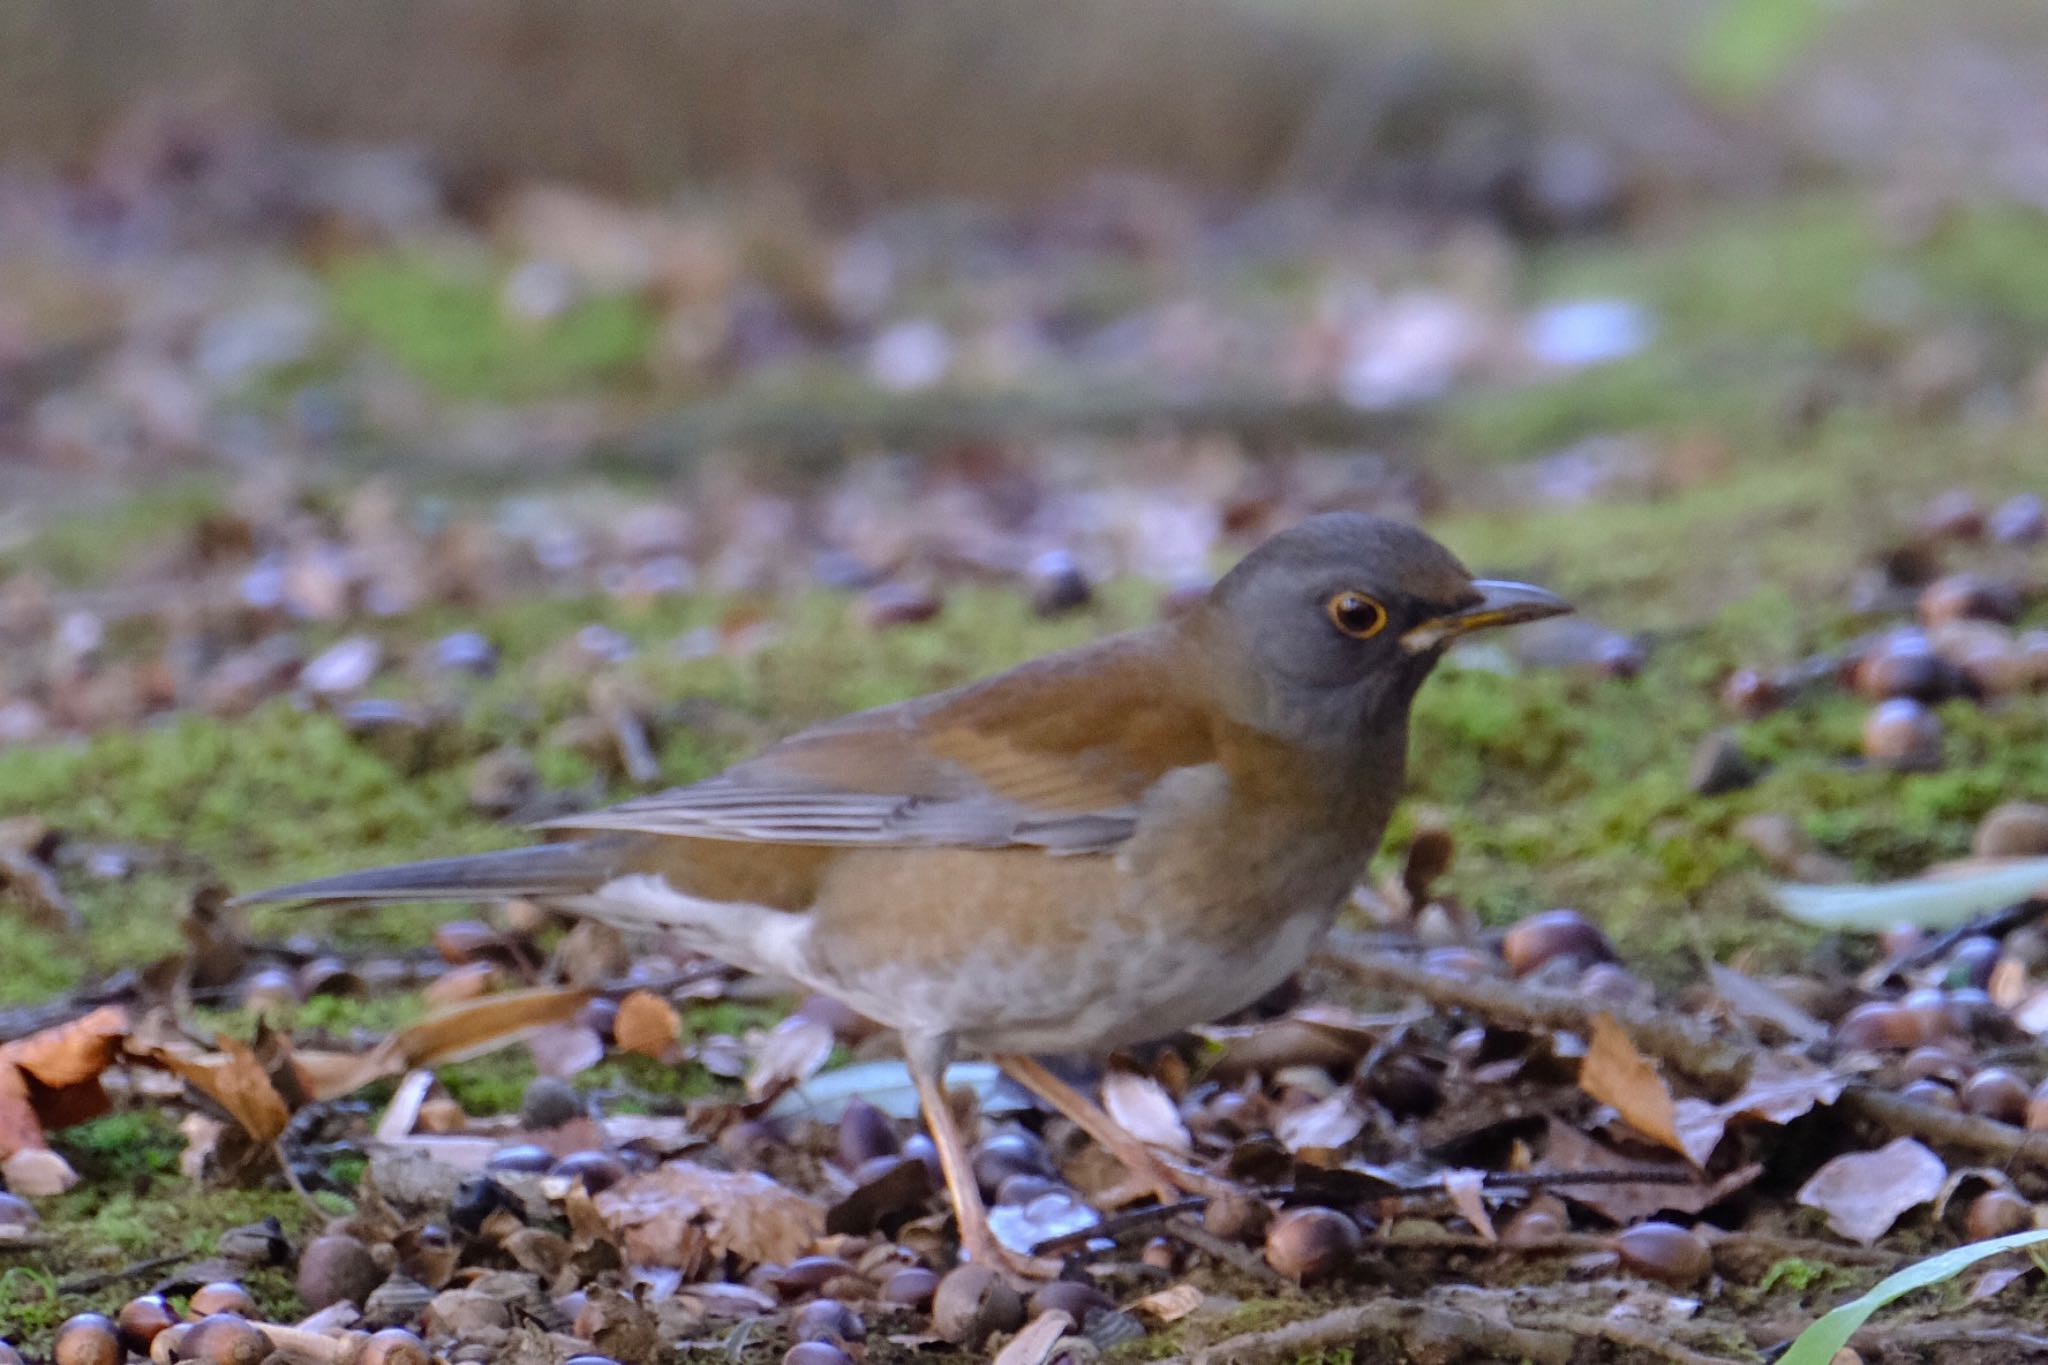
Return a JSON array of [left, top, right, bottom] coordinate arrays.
[[1578, 1013, 1687, 1161], [141, 1034, 292, 1143], [614, 991, 681, 1060], [0, 1062, 43, 1159], [1, 1005, 130, 1088], [393, 986, 593, 1069]]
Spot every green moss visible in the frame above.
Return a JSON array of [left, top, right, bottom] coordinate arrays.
[[54, 1111, 185, 1185], [0, 476, 225, 587], [328, 250, 657, 400]]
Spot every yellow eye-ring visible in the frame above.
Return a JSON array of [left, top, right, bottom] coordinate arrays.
[[1326, 590, 1388, 639]]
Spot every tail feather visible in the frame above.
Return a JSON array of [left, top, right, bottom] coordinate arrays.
[[233, 840, 621, 907]]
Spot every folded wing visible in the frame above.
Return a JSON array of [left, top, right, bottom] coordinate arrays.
[[546, 628, 1215, 854]]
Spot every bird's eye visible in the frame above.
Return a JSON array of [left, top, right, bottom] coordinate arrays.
[[1325, 590, 1388, 639]]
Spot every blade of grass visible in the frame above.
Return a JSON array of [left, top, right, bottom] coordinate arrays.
[[1779, 1229, 2048, 1365]]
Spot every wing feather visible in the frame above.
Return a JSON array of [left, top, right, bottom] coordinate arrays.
[[545, 627, 1214, 854]]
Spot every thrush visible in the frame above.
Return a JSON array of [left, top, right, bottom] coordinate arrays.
[[243, 512, 1568, 1274]]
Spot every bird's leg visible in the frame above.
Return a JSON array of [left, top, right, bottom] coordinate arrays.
[[906, 1032, 1060, 1280], [995, 1053, 1227, 1203]]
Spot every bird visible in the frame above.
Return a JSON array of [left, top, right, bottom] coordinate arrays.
[[241, 512, 1569, 1275]]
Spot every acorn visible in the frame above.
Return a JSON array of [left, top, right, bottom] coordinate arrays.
[[517, 1076, 584, 1131], [1031, 1280, 1114, 1323], [1263, 1206, 1362, 1284], [178, 1314, 268, 1365], [239, 967, 302, 1013], [116, 1296, 179, 1354], [2029, 1078, 2048, 1131], [881, 1266, 939, 1308], [1899, 1046, 1963, 1084], [771, 1256, 860, 1296], [1919, 573, 2022, 628], [932, 1264, 1025, 1347], [1854, 634, 1954, 703], [1501, 909, 1616, 977], [1203, 1190, 1275, 1243], [549, 1150, 627, 1194], [1720, 667, 1783, 718], [1503, 1207, 1564, 1243], [837, 1098, 900, 1170], [1899, 1079, 1960, 1111], [1965, 1189, 2034, 1241], [1975, 803, 2048, 858], [297, 1233, 382, 1311], [486, 1143, 555, 1173], [790, 1299, 865, 1344], [297, 955, 366, 998], [1961, 1068, 2029, 1125], [53, 1314, 121, 1365], [186, 1285, 258, 1326], [1862, 699, 1943, 771], [971, 1129, 1052, 1195], [1833, 1001, 1921, 1051], [1614, 1221, 1711, 1287], [577, 996, 620, 1044], [1989, 492, 2047, 544], [1947, 937, 2003, 990], [783, 1346, 854, 1365], [1919, 488, 1984, 540], [355, 1330, 432, 1365], [1141, 1236, 1179, 1271]]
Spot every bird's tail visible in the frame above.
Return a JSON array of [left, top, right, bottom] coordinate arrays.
[[232, 839, 623, 907]]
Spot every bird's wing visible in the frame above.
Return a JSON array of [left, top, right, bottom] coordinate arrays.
[[544, 628, 1216, 854]]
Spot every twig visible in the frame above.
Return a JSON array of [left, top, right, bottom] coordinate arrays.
[[1319, 934, 1750, 1087], [1032, 1197, 1208, 1255], [275, 1139, 331, 1217], [1521, 1312, 1739, 1365], [1873, 896, 2048, 979], [1165, 1215, 1290, 1289], [1166, 1300, 1575, 1365], [1841, 1083, 2048, 1170], [56, 1253, 180, 1294]]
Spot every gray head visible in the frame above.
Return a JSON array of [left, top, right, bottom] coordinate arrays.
[[1198, 512, 1569, 752]]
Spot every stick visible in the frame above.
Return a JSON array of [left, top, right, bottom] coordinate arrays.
[[1167, 1300, 1575, 1365], [1840, 1084, 2048, 1170], [1319, 934, 1751, 1087]]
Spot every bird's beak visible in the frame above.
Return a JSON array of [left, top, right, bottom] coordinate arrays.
[[1401, 579, 1573, 653]]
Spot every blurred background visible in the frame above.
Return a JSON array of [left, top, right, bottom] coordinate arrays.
[[0, 0, 2045, 985]]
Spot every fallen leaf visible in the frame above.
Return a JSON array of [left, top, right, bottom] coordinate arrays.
[[745, 1015, 834, 1102], [615, 990, 682, 1060], [1543, 1120, 1759, 1223], [528, 1023, 606, 1079], [393, 986, 594, 1069], [0, 1064, 42, 1159], [1130, 1283, 1204, 1323], [595, 1162, 824, 1268], [990, 1310, 1074, 1365], [1969, 1265, 2033, 1302], [161, 1035, 293, 1143], [1579, 1013, 1685, 1157], [1706, 963, 1826, 1042], [1275, 1090, 1366, 1154], [1669, 1052, 1847, 1167], [1796, 1138, 1947, 1245], [1443, 1168, 1496, 1241], [1102, 1067, 1192, 1155]]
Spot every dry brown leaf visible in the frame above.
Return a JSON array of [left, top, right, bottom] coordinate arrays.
[[1274, 1090, 1366, 1154], [1101, 1067, 1192, 1154], [1131, 1283, 1204, 1323], [615, 990, 682, 1060], [1542, 1120, 1759, 1223], [190, 1035, 294, 1142], [1579, 1013, 1685, 1158], [394, 986, 594, 1069], [1796, 1137, 1947, 1245], [595, 1161, 824, 1268], [990, 1310, 1075, 1365], [745, 1015, 835, 1103], [528, 1023, 606, 1079], [0, 1005, 132, 1156], [0, 1063, 44, 1159], [1443, 1168, 1496, 1242], [1669, 1052, 1847, 1166]]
